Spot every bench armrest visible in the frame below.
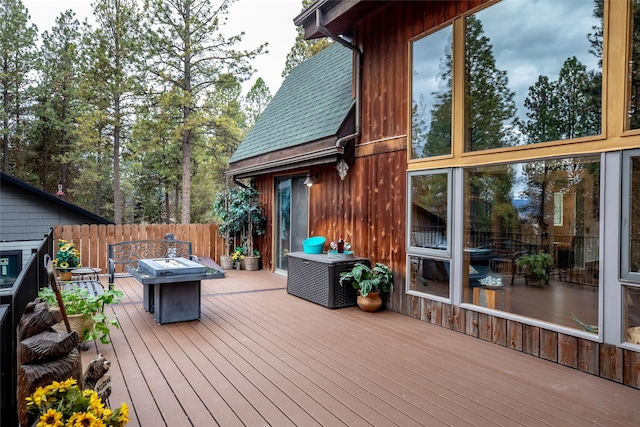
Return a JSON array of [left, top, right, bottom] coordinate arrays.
[[108, 258, 115, 285]]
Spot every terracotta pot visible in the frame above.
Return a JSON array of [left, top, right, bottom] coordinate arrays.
[[244, 256, 260, 271], [357, 290, 383, 312]]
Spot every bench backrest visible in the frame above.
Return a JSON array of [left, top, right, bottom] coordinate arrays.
[[108, 239, 193, 281]]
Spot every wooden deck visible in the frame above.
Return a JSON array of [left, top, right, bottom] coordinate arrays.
[[82, 270, 640, 427]]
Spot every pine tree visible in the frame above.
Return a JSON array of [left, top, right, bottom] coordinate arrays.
[[30, 11, 83, 195], [0, 0, 37, 173], [245, 77, 272, 127], [465, 15, 518, 151], [75, 0, 142, 222], [281, 0, 332, 79], [142, 0, 265, 223]]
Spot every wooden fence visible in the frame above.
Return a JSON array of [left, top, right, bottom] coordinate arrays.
[[52, 224, 226, 273]]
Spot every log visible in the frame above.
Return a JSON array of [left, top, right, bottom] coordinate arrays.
[[17, 301, 63, 341], [18, 330, 78, 365]]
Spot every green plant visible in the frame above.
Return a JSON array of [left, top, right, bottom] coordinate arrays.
[[339, 263, 393, 297], [515, 252, 553, 283], [53, 239, 81, 270], [38, 287, 123, 344], [26, 377, 129, 426], [213, 185, 266, 257]]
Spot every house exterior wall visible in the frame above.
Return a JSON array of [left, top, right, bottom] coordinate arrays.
[[0, 180, 97, 241], [265, 0, 640, 388]]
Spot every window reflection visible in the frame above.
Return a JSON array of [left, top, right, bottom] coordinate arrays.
[[629, 1, 640, 129], [625, 287, 640, 345], [408, 256, 450, 299], [465, 0, 602, 151], [410, 25, 453, 159], [464, 156, 600, 331], [409, 172, 449, 252]]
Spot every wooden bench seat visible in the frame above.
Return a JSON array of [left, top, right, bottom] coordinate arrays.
[[58, 279, 104, 297]]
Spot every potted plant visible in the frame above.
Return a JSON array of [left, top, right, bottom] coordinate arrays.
[[339, 262, 393, 312], [53, 239, 81, 281], [514, 252, 553, 285], [213, 185, 266, 271], [38, 286, 123, 344]]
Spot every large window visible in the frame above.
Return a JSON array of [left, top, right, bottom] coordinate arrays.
[[463, 156, 600, 331], [407, 170, 451, 299], [410, 25, 453, 159], [465, 0, 602, 151], [621, 151, 640, 281]]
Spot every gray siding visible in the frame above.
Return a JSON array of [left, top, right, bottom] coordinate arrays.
[[0, 181, 99, 241]]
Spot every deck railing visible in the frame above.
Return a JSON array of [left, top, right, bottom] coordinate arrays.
[[0, 233, 52, 427], [52, 223, 226, 272]]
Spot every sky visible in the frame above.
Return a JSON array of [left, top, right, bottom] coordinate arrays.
[[412, 0, 600, 128], [21, 0, 302, 95]]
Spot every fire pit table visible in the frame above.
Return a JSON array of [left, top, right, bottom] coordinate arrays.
[[126, 257, 223, 324]]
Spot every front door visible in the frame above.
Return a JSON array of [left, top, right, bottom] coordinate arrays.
[[275, 176, 308, 273]]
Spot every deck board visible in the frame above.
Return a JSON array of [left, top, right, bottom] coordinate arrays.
[[80, 271, 640, 427]]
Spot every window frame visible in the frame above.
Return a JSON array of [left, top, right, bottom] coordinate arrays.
[[621, 149, 640, 282], [406, 169, 452, 258]]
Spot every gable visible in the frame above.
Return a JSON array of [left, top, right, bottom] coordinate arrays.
[[228, 43, 354, 176]]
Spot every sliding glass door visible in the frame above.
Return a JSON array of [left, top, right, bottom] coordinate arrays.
[[275, 176, 308, 272]]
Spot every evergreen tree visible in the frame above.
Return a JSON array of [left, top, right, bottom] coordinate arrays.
[[30, 11, 83, 195], [523, 76, 561, 144], [0, 0, 37, 173], [76, 0, 142, 222], [245, 77, 271, 127], [465, 15, 518, 151], [281, 0, 332, 79], [555, 56, 599, 139], [142, 0, 265, 223]]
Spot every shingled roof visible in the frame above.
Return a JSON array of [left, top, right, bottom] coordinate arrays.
[[228, 42, 354, 176]]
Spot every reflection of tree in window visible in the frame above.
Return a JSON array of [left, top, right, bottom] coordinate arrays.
[[464, 16, 519, 152], [629, 1, 640, 129], [524, 57, 601, 143], [467, 166, 518, 245], [411, 27, 452, 158]]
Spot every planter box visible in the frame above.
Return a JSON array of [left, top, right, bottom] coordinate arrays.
[[473, 286, 511, 311]]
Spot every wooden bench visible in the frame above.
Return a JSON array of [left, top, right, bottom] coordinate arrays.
[[108, 233, 194, 284]]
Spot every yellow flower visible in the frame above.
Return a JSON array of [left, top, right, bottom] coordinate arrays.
[[59, 261, 69, 269], [25, 386, 48, 408], [37, 408, 63, 427], [116, 403, 129, 424], [60, 245, 70, 252], [68, 411, 103, 427]]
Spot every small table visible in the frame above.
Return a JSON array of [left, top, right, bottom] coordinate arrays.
[[71, 267, 102, 281], [126, 260, 223, 324]]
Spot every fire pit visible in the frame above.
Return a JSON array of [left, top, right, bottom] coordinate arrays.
[[139, 257, 206, 277], [127, 257, 220, 324]]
